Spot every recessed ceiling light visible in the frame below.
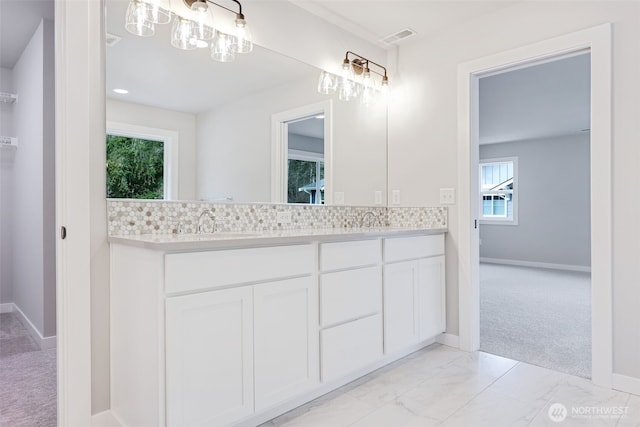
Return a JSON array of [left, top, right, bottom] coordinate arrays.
[[113, 88, 129, 95]]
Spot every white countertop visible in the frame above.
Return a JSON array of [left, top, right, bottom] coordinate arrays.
[[109, 227, 447, 251]]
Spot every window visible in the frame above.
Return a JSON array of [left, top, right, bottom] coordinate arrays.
[[479, 157, 518, 224], [106, 122, 179, 200], [287, 150, 324, 204], [106, 134, 165, 199]]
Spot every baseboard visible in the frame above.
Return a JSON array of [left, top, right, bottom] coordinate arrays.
[[92, 410, 124, 427], [0, 302, 14, 313], [436, 333, 460, 348], [12, 303, 57, 350], [480, 257, 591, 273], [612, 373, 640, 397]]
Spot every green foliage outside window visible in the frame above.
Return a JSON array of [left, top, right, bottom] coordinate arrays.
[[106, 135, 164, 199]]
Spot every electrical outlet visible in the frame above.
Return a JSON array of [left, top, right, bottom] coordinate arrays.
[[334, 192, 345, 205], [440, 188, 456, 205], [276, 211, 291, 224], [374, 191, 383, 205], [391, 190, 400, 205]]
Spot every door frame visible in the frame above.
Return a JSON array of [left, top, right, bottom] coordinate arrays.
[[457, 23, 612, 387], [55, 0, 105, 423], [271, 100, 333, 204]]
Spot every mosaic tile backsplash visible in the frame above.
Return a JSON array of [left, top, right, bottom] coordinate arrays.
[[107, 199, 447, 236]]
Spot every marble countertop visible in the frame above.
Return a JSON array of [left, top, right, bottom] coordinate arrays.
[[109, 227, 447, 251]]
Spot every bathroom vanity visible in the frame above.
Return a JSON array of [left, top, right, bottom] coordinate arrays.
[[109, 228, 446, 427]]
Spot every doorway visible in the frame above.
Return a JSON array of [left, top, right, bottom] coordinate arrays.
[[457, 24, 612, 387], [271, 100, 332, 204], [0, 1, 57, 424], [476, 54, 592, 378]]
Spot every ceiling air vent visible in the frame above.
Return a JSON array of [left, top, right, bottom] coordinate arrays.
[[382, 28, 417, 45], [105, 32, 122, 47]]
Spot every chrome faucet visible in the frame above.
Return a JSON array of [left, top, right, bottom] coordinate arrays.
[[360, 211, 379, 228], [197, 209, 216, 234]]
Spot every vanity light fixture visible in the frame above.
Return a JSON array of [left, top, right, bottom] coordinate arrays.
[[318, 51, 389, 105], [124, 0, 252, 62]]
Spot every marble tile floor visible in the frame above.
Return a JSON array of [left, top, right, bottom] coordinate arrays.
[[260, 344, 640, 427]]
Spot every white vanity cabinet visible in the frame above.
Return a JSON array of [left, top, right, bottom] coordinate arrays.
[[165, 286, 254, 427], [383, 235, 446, 355], [253, 276, 319, 411], [319, 240, 383, 382], [109, 230, 446, 427]]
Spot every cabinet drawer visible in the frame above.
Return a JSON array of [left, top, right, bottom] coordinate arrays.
[[320, 239, 381, 272], [320, 266, 381, 327], [165, 244, 313, 293], [321, 314, 383, 382], [384, 234, 444, 263]]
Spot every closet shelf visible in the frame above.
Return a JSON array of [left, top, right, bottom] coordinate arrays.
[[0, 136, 18, 149], [0, 92, 18, 104]]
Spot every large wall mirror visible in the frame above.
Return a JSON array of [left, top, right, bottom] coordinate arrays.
[[105, 0, 388, 206]]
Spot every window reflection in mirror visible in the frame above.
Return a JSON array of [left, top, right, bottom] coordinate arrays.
[[287, 115, 325, 204], [106, 134, 165, 199]]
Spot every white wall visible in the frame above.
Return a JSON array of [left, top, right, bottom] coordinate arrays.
[[479, 134, 590, 268], [0, 67, 15, 305], [197, 73, 387, 205], [106, 99, 197, 200], [11, 20, 56, 338], [388, 1, 640, 379]]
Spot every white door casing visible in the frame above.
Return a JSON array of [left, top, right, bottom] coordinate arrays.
[[55, 0, 105, 423], [457, 24, 612, 387]]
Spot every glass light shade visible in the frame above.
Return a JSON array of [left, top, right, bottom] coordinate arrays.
[[231, 17, 253, 53], [338, 79, 358, 101], [379, 78, 390, 102], [362, 68, 373, 89], [190, 0, 208, 14], [337, 61, 358, 101], [171, 17, 197, 50], [125, 0, 155, 37], [142, 0, 171, 24], [360, 84, 376, 106], [211, 32, 235, 62], [192, 22, 215, 42], [317, 71, 337, 95]]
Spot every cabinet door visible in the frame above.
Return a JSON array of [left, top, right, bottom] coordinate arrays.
[[254, 276, 319, 410], [383, 261, 420, 354], [418, 256, 446, 340], [166, 287, 253, 427]]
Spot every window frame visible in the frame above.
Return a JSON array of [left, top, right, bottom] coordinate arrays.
[[479, 156, 518, 225], [106, 121, 179, 200]]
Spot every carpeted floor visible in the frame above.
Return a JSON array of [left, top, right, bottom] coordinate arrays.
[[479, 263, 591, 379], [0, 312, 57, 426]]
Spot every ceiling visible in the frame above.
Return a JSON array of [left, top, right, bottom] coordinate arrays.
[[105, 0, 317, 114], [0, 0, 54, 69], [1, 0, 589, 144], [288, 0, 521, 48], [479, 53, 591, 145]]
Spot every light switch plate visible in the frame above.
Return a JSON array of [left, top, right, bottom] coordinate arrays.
[[276, 211, 292, 224], [391, 190, 400, 205], [440, 188, 456, 205], [334, 192, 345, 205]]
